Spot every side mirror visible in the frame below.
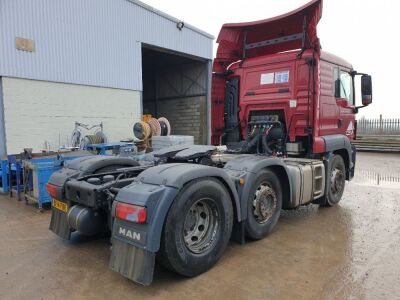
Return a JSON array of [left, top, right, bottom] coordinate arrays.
[[361, 75, 372, 106], [334, 79, 341, 98]]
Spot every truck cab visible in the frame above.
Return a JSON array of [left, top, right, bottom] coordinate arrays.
[[211, 0, 372, 165]]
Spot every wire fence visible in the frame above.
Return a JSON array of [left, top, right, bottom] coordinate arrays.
[[357, 169, 400, 186], [357, 115, 400, 136]]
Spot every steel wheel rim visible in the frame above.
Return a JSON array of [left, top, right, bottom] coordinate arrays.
[[183, 198, 219, 254], [331, 167, 345, 196], [253, 182, 277, 224]]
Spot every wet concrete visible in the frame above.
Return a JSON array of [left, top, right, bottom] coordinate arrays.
[[1, 152, 400, 300]]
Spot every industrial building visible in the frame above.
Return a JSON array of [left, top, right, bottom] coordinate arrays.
[[0, 0, 213, 156]]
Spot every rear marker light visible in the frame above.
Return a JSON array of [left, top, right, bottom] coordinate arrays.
[[46, 183, 58, 198], [116, 202, 147, 224]]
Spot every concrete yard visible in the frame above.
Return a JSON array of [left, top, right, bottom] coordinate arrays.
[[1, 152, 400, 300]]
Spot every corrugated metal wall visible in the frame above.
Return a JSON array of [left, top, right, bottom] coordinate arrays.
[[156, 63, 208, 99], [0, 78, 6, 157], [0, 0, 213, 91], [143, 61, 209, 144]]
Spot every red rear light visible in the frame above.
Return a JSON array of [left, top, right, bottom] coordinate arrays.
[[116, 202, 147, 224], [46, 183, 58, 198]]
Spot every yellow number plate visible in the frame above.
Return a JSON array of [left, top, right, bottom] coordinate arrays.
[[52, 199, 68, 213]]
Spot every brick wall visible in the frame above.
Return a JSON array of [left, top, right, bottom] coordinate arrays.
[[144, 96, 207, 144]]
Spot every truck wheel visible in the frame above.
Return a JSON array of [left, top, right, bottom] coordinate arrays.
[[158, 178, 233, 277], [245, 169, 282, 240], [322, 154, 346, 207]]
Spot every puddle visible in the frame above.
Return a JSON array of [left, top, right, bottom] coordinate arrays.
[[353, 168, 400, 188]]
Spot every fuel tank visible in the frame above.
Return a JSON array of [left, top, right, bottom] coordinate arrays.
[[284, 158, 325, 208]]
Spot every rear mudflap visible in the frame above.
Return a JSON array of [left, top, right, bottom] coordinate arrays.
[[109, 238, 155, 286], [49, 208, 71, 240]]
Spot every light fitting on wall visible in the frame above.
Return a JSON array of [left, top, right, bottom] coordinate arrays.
[[176, 21, 184, 31]]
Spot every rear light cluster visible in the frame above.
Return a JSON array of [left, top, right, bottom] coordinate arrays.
[[46, 183, 58, 198], [116, 202, 147, 224]]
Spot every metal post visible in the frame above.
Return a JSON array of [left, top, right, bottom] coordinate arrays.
[[206, 60, 212, 145]]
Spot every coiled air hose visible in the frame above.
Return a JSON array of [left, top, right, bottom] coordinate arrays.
[[158, 117, 171, 136], [133, 121, 152, 140], [148, 118, 161, 136], [133, 117, 171, 152]]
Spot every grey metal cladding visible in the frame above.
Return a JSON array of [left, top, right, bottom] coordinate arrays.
[[0, 0, 213, 91], [0, 78, 6, 157], [126, 0, 214, 39]]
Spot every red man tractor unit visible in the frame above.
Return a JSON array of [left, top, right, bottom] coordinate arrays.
[[47, 0, 372, 285]]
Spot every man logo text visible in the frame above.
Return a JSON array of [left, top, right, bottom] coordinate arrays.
[[119, 227, 141, 241]]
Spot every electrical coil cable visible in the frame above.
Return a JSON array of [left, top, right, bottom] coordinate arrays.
[[94, 130, 108, 144], [159, 120, 168, 136], [133, 121, 152, 140], [80, 134, 105, 149], [148, 118, 161, 136], [133, 121, 152, 151], [158, 117, 171, 136]]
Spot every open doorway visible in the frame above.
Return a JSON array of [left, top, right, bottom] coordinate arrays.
[[142, 45, 209, 144]]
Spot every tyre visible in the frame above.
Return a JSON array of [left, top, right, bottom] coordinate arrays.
[[158, 178, 233, 277], [245, 169, 282, 240], [322, 154, 346, 207]]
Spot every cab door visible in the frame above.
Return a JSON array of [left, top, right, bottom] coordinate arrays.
[[334, 68, 356, 140]]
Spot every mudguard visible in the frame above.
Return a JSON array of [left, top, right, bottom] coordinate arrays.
[[48, 156, 140, 240], [110, 183, 178, 285], [112, 163, 241, 252], [322, 134, 354, 178], [109, 163, 241, 285], [63, 155, 139, 174], [134, 163, 241, 220], [49, 208, 71, 240], [224, 156, 292, 219]]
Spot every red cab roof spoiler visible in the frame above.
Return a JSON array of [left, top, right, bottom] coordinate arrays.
[[214, 0, 323, 72]]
